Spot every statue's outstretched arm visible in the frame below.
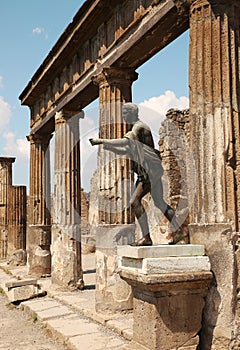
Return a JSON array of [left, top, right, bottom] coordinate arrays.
[[89, 137, 129, 155]]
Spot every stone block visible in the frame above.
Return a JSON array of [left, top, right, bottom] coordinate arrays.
[[117, 244, 205, 259], [5, 278, 38, 289], [119, 256, 211, 274], [95, 224, 135, 312], [6, 284, 45, 302]]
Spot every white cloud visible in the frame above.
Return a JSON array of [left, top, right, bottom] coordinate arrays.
[[32, 27, 45, 35], [139, 90, 189, 139], [0, 96, 11, 129], [0, 76, 3, 88], [3, 132, 29, 162]]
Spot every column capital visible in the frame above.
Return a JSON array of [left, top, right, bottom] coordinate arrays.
[[55, 109, 84, 125], [27, 133, 53, 145], [190, 0, 240, 13], [92, 67, 138, 87], [0, 157, 16, 165]]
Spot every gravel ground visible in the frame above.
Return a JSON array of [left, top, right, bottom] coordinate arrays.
[[0, 293, 67, 350]]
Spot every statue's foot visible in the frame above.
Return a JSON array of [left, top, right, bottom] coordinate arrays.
[[167, 228, 189, 245], [130, 234, 153, 246]]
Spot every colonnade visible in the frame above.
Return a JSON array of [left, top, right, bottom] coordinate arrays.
[[26, 2, 240, 329]]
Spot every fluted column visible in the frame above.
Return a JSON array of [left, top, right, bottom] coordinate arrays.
[[51, 110, 84, 289], [0, 157, 15, 258], [92, 67, 137, 225], [7, 186, 27, 264], [189, 0, 240, 228], [27, 133, 52, 275], [189, 1, 240, 347], [92, 67, 137, 312]]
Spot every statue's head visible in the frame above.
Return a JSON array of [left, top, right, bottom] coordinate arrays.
[[122, 103, 139, 124]]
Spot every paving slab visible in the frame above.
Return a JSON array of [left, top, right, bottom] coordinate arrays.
[[0, 254, 132, 350], [67, 331, 128, 350], [22, 298, 64, 312], [45, 315, 100, 343]]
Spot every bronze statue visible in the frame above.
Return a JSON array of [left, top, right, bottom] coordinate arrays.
[[90, 102, 185, 245]]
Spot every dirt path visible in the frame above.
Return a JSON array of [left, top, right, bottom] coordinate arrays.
[[0, 293, 67, 350]]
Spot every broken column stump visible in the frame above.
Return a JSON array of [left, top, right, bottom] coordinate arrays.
[[118, 245, 212, 350]]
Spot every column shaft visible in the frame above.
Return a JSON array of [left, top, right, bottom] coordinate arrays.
[[7, 186, 27, 264], [92, 67, 137, 312], [189, 1, 240, 347], [27, 133, 52, 275], [93, 67, 137, 225], [189, 0, 240, 229], [51, 110, 83, 289], [0, 158, 15, 259]]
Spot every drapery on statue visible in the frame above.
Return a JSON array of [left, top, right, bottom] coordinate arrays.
[[89, 103, 186, 245]]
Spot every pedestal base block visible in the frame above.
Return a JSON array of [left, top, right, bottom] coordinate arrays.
[[95, 224, 135, 313], [118, 245, 212, 350]]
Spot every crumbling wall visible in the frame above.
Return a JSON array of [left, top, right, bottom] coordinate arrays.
[[140, 108, 191, 243]]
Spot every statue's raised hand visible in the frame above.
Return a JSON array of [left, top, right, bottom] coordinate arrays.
[[89, 138, 103, 146]]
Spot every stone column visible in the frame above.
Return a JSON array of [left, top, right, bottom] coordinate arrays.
[[188, 1, 240, 348], [51, 110, 84, 290], [27, 133, 52, 275], [0, 157, 15, 259], [7, 186, 27, 265], [92, 67, 137, 312]]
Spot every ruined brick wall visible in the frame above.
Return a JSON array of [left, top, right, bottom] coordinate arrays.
[[82, 173, 97, 253], [80, 188, 90, 236], [139, 108, 191, 243], [158, 108, 191, 237]]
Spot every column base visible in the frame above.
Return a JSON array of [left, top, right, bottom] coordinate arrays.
[[27, 225, 51, 275], [95, 223, 135, 313], [51, 224, 84, 290], [118, 245, 212, 350], [7, 249, 27, 266]]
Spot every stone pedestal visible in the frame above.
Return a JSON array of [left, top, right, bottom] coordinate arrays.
[[118, 245, 212, 350]]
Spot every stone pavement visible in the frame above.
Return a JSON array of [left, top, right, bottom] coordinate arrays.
[[0, 253, 133, 350]]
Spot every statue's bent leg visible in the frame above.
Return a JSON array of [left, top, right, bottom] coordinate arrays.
[[151, 178, 188, 244], [129, 181, 152, 246]]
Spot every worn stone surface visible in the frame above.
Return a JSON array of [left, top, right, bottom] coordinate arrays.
[[189, 224, 237, 349], [27, 225, 51, 276], [95, 224, 135, 313]]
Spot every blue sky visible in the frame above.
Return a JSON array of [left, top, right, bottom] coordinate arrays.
[[0, 1, 189, 192]]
